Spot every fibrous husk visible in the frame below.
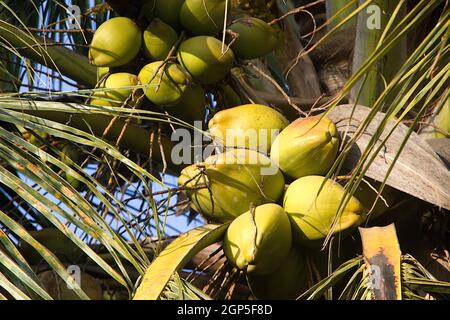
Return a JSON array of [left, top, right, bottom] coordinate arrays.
[[327, 104, 450, 210]]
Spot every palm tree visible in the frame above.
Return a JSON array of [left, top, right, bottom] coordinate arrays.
[[0, 0, 448, 300]]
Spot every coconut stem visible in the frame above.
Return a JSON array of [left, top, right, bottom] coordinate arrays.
[[326, 0, 358, 31], [350, 0, 407, 107]]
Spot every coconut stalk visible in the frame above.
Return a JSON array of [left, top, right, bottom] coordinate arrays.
[[350, 0, 407, 107], [326, 0, 358, 30], [275, 0, 322, 99], [0, 20, 97, 87]]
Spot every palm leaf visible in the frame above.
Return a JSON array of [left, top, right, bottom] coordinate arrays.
[[133, 224, 228, 300]]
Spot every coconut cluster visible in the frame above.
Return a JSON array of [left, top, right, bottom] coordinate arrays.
[[87, 0, 280, 124], [83, 1, 396, 300], [178, 103, 400, 299]]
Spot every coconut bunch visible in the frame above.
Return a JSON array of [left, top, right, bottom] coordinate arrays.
[[87, 0, 281, 124], [87, 1, 398, 300], [178, 103, 404, 299]]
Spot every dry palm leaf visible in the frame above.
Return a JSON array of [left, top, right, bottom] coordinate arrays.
[[360, 224, 402, 300], [426, 138, 450, 168], [328, 104, 450, 210], [133, 224, 228, 300]]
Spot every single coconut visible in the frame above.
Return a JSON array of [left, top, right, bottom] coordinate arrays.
[[177, 36, 234, 84], [178, 149, 285, 222], [223, 203, 292, 275], [138, 61, 191, 106], [143, 0, 184, 30], [208, 104, 289, 154], [179, 0, 228, 35], [229, 17, 278, 59], [89, 17, 142, 67], [165, 84, 206, 124], [271, 115, 339, 179], [143, 19, 178, 61], [283, 175, 366, 245], [93, 72, 139, 106]]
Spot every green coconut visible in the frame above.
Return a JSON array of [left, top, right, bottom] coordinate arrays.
[[93, 72, 139, 106], [223, 203, 292, 275], [179, 0, 228, 35], [165, 84, 206, 124], [38, 270, 102, 300], [208, 104, 289, 154], [177, 36, 235, 84], [19, 228, 84, 264], [89, 98, 113, 107], [59, 143, 81, 165], [143, 19, 178, 61], [138, 61, 191, 106], [143, 0, 184, 29], [229, 17, 278, 59], [178, 149, 285, 222], [247, 245, 308, 299], [270, 115, 339, 179], [420, 97, 449, 139], [59, 143, 84, 191], [283, 175, 366, 245], [89, 17, 142, 67], [17, 125, 48, 147]]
